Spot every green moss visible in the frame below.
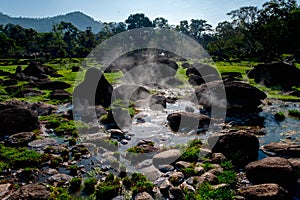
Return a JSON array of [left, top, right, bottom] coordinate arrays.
[[84, 177, 97, 195], [0, 144, 42, 169], [95, 173, 121, 200], [288, 110, 300, 118], [179, 139, 202, 162], [69, 177, 82, 193], [196, 183, 234, 200], [49, 186, 75, 200], [104, 71, 123, 84], [122, 173, 154, 196], [202, 162, 215, 171], [217, 170, 236, 185]]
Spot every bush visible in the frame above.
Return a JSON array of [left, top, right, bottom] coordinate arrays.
[[84, 177, 97, 195], [69, 177, 82, 193]]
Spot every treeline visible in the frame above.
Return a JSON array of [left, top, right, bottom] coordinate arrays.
[[0, 0, 300, 62]]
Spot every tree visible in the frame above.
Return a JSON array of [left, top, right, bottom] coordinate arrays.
[[153, 17, 169, 28], [125, 13, 153, 29]]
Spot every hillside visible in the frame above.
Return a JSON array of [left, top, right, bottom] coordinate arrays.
[[0, 11, 103, 32]]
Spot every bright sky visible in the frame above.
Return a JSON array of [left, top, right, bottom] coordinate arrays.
[[0, 0, 299, 27]]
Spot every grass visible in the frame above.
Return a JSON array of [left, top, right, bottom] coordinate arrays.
[[288, 110, 300, 118], [179, 139, 203, 162], [95, 173, 121, 200]]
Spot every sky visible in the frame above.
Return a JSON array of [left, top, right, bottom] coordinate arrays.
[[0, 0, 299, 27]]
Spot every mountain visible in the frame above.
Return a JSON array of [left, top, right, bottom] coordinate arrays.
[[0, 11, 104, 33]]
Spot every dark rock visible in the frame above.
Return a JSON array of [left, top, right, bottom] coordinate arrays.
[[261, 142, 300, 158], [158, 165, 175, 173], [169, 187, 184, 200], [211, 153, 227, 164], [182, 62, 190, 69], [109, 129, 125, 140], [245, 157, 296, 190], [194, 172, 218, 186], [150, 95, 167, 110], [113, 84, 150, 102], [195, 81, 266, 113], [221, 72, 243, 81], [7, 132, 35, 146], [48, 174, 73, 186], [208, 131, 259, 167], [247, 62, 300, 89], [3, 79, 17, 86], [38, 80, 71, 90], [134, 192, 154, 200], [153, 149, 181, 168], [15, 65, 22, 73], [188, 74, 205, 85], [175, 161, 192, 170], [238, 183, 289, 200], [73, 68, 113, 107], [8, 184, 50, 200], [167, 112, 210, 132], [22, 62, 57, 78], [71, 66, 81, 72], [50, 89, 71, 100], [0, 108, 39, 136], [169, 172, 185, 185], [159, 179, 172, 197], [0, 183, 12, 199]]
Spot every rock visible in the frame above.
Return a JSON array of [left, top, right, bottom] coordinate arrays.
[[175, 161, 192, 170], [221, 72, 243, 81], [134, 192, 154, 200], [73, 68, 113, 107], [211, 153, 227, 164], [188, 74, 205, 85], [245, 157, 296, 190], [158, 165, 175, 173], [153, 149, 181, 168], [261, 142, 300, 158], [160, 179, 172, 197], [121, 139, 128, 145], [182, 62, 190, 69], [15, 65, 22, 73], [167, 112, 210, 132], [169, 172, 185, 185], [109, 129, 125, 140], [208, 131, 259, 167], [71, 66, 81, 72], [0, 183, 11, 199], [247, 62, 300, 89], [22, 62, 57, 78], [45, 168, 58, 175], [169, 187, 184, 200], [6, 132, 35, 146], [113, 84, 150, 102], [37, 80, 71, 90], [150, 95, 167, 110], [137, 159, 153, 169], [112, 196, 126, 200], [50, 89, 71, 100], [161, 77, 183, 87], [30, 102, 57, 116], [28, 138, 57, 149], [0, 108, 40, 136], [48, 174, 73, 185], [8, 184, 50, 200], [238, 183, 289, 200], [194, 172, 218, 186], [288, 158, 300, 172], [195, 81, 267, 113]]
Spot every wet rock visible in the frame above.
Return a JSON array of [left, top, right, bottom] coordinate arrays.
[[167, 112, 210, 132], [113, 84, 150, 102], [71, 66, 81, 72], [194, 172, 218, 186], [175, 161, 192, 170], [245, 157, 296, 190], [50, 89, 71, 100], [182, 62, 190, 69], [195, 81, 266, 114], [109, 129, 125, 140], [288, 158, 300, 173], [247, 62, 300, 89], [153, 149, 181, 168], [150, 95, 167, 110], [121, 139, 128, 145], [28, 138, 57, 149], [134, 192, 154, 200], [211, 153, 227, 164], [8, 184, 50, 200], [188, 74, 205, 86], [261, 142, 300, 158], [208, 131, 259, 167], [0, 183, 12, 199], [73, 68, 113, 107], [22, 62, 57, 78], [6, 132, 35, 146], [238, 183, 289, 200], [160, 179, 172, 197], [221, 72, 243, 82], [48, 174, 73, 186], [158, 165, 175, 173], [137, 159, 153, 169], [169, 187, 184, 200], [45, 168, 58, 175], [0, 108, 39, 136]]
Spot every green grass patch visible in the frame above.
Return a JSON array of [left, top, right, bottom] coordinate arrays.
[[104, 71, 123, 84], [288, 110, 300, 118]]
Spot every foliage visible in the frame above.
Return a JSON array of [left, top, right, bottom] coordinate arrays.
[[179, 139, 202, 162], [288, 109, 300, 118], [84, 177, 97, 195], [122, 173, 154, 196], [95, 173, 121, 200], [69, 177, 82, 193], [274, 111, 286, 121], [49, 186, 74, 200], [0, 144, 42, 169]]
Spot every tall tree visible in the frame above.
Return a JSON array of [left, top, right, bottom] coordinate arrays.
[[125, 13, 153, 29]]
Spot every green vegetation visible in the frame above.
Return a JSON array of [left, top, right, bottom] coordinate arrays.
[[179, 139, 202, 162], [0, 144, 42, 171], [95, 173, 121, 200], [49, 186, 74, 200], [122, 173, 154, 195], [84, 177, 97, 195], [274, 111, 286, 121], [288, 109, 300, 118], [69, 177, 82, 193]]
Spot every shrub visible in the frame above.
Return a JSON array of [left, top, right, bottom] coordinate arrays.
[[217, 170, 237, 185], [122, 173, 154, 195], [179, 139, 202, 162], [95, 173, 121, 200]]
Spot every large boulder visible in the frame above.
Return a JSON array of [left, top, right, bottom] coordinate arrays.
[[22, 62, 58, 78], [167, 112, 210, 133], [0, 108, 39, 136], [153, 149, 181, 168], [73, 68, 113, 107], [6, 132, 35, 147], [8, 184, 50, 200], [208, 131, 259, 167], [113, 84, 150, 102], [247, 62, 300, 89], [195, 81, 266, 113], [238, 183, 290, 200], [37, 80, 71, 90], [245, 157, 296, 190], [261, 142, 300, 158]]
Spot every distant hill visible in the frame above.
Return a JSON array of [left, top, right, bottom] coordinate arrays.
[[0, 11, 104, 33]]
